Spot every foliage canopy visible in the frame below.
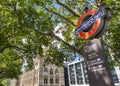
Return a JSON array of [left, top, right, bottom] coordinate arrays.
[[0, 0, 119, 81]]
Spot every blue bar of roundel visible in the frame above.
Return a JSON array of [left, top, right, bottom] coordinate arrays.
[[75, 10, 104, 34]]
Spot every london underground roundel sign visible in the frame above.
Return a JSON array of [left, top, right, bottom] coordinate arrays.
[[75, 5, 111, 39]]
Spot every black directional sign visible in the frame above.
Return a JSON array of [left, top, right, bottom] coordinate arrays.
[[82, 39, 115, 86]]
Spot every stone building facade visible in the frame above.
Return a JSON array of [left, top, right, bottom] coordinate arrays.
[[10, 58, 65, 86]]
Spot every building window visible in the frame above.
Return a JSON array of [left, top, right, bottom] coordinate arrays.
[[55, 69, 59, 75], [111, 68, 119, 83], [44, 67, 48, 72], [34, 77, 38, 84], [55, 78, 59, 84], [50, 68, 53, 75], [75, 63, 83, 84], [69, 64, 76, 85], [44, 78, 48, 84], [16, 81, 19, 85], [50, 78, 54, 84]]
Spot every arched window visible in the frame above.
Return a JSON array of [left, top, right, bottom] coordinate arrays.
[[44, 77, 48, 84], [55, 78, 59, 84], [50, 68, 53, 75], [55, 69, 59, 75], [50, 78, 54, 84]]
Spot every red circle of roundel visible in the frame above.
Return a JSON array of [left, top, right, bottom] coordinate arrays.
[[77, 9, 101, 39]]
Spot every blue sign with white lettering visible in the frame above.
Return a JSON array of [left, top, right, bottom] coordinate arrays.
[[75, 9, 104, 34]]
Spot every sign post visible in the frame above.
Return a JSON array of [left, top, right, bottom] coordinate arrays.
[[74, 3, 114, 86]]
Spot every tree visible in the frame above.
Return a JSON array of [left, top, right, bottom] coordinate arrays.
[[0, 0, 119, 80], [101, 0, 120, 66], [0, 79, 9, 86]]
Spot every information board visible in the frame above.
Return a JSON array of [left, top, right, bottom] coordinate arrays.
[[82, 39, 115, 86]]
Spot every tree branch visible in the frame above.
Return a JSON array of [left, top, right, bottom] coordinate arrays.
[[0, 45, 29, 53], [45, 7, 76, 26], [56, 0, 80, 17], [31, 28, 82, 54], [0, 69, 5, 75], [52, 34, 81, 53], [102, 41, 118, 52]]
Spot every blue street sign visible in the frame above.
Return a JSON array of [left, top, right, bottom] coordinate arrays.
[[75, 9, 104, 34]]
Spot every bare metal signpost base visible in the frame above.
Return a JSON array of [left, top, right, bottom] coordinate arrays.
[[82, 39, 115, 86]]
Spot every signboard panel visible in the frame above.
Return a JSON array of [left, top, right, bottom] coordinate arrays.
[[75, 4, 111, 39], [82, 39, 115, 86]]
